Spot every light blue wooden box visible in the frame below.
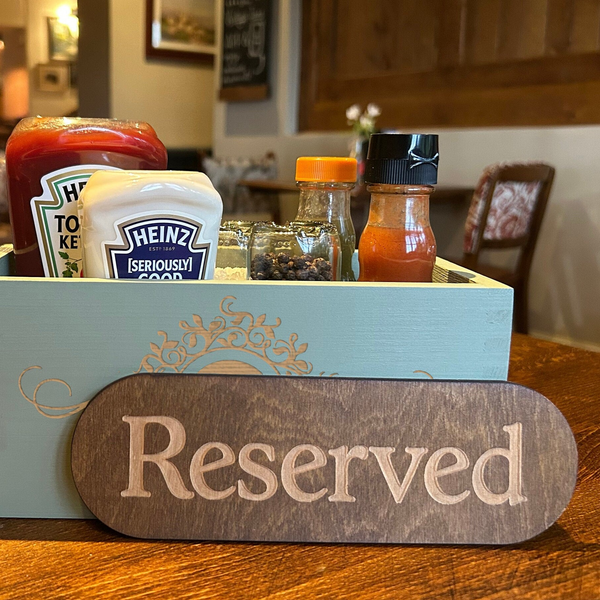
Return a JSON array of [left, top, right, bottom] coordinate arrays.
[[0, 244, 512, 518]]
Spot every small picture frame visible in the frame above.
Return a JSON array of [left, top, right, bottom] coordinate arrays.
[[145, 0, 216, 65], [38, 63, 70, 93], [47, 16, 78, 62]]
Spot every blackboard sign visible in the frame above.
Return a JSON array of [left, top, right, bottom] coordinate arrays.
[[219, 0, 270, 101]]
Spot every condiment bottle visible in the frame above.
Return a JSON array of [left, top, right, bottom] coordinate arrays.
[[80, 171, 223, 280], [5, 117, 167, 277], [249, 221, 341, 281], [295, 157, 357, 281], [358, 134, 439, 282]]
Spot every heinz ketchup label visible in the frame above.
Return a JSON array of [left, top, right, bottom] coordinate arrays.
[[30, 165, 119, 277]]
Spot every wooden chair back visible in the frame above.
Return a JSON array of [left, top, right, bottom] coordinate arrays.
[[462, 163, 555, 278]]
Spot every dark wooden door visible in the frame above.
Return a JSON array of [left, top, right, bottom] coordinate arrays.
[[300, 0, 600, 130]]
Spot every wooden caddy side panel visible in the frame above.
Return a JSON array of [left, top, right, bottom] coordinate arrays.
[[0, 252, 512, 519]]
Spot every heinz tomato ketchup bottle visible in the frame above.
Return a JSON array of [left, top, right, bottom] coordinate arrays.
[[5, 118, 167, 277]]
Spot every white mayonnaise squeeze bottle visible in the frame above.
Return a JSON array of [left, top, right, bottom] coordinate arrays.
[[79, 171, 223, 280]]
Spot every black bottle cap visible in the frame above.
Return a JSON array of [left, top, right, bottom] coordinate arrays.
[[365, 133, 439, 185]]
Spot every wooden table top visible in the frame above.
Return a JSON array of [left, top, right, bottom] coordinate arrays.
[[238, 179, 300, 193], [238, 179, 474, 201], [0, 334, 598, 599]]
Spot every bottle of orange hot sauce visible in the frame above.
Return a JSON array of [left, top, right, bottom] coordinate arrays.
[[5, 118, 167, 277], [358, 133, 439, 282]]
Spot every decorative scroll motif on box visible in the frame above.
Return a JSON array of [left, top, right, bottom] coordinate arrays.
[[18, 366, 87, 419], [17, 296, 333, 419], [18, 296, 433, 419], [137, 296, 333, 376]]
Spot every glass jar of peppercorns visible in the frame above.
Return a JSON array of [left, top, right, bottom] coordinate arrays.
[[215, 221, 257, 280], [249, 221, 341, 281]]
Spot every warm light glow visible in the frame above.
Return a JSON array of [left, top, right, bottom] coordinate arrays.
[[2, 68, 29, 120], [55, 5, 79, 38], [65, 16, 79, 38], [0, 41, 5, 52], [56, 4, 72, 19]]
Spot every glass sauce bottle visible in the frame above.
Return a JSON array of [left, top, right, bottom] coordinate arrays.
[[358, 134, 439, 282], [295, 157, 357, 281]]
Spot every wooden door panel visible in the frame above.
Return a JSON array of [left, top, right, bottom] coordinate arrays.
[[300, 0, 600, 130], [497, 0, 547, 61], [570, 0, 600, 53], [465, 0, 502, 65]]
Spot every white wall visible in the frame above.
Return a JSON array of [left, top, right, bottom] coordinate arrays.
[[109, 0, 214, 148], [0, 0, 26, 27], [27, 0, 78, 117], [213, 0, 600, 351]]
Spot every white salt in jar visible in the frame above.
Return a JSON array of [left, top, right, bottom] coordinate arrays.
[[80, 171, 223, 280]]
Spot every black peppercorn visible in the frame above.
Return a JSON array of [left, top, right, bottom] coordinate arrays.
[[250, 251, 334, 281]]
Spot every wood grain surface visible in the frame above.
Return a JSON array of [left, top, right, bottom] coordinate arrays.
[[299, 0, 600, 130], [0, 334, 599, 599], [71, 376, 577, 545]]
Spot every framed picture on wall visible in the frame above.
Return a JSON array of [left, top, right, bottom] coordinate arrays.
[[47, 16, 79, 62], [145, 0, 216, 65], [37, 63, 70, 93]]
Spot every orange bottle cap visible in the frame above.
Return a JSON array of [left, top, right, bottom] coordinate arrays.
[[295, 157, 357, 183]]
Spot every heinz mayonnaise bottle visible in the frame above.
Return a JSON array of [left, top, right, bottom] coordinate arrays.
[[79, 171, 223, 280]]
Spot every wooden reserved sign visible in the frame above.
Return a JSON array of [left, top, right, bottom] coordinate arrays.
[[71, 375, 577, 544]]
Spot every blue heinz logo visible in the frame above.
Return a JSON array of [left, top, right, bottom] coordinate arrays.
[[107, 217, 210, 280]]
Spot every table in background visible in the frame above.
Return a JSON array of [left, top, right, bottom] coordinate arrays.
[[0, 334, 598, 599], [0, 185, 474, 248], [237, 180, 474, 240]]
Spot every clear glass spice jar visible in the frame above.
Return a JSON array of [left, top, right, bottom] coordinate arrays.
[[215, 221, 256, 280], [249, 221, 341, 281], [295, 157, 357, 281]]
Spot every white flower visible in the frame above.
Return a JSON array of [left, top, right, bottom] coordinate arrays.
[[346, 104, 361, 121], [366, 103, 381, 117], [359, 114, 373, 129]]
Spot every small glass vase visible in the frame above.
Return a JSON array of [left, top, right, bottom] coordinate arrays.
[[349, 135, 369, 184]]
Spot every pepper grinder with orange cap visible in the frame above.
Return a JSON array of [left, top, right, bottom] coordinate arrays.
[[295, 157, 357, 281]]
